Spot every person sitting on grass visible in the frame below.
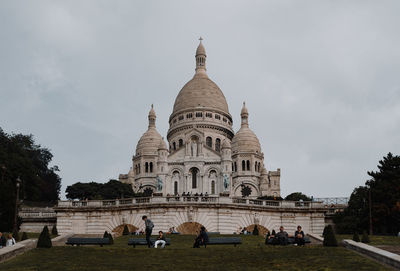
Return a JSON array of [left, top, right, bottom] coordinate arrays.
[[6, 234, 16, 247], [275, 226, 289, 245], [294, 225, 305, 246], [154, 231, 166, 248], [193, 226, 208, 248]]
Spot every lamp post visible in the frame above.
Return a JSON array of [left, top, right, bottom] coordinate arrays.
[[368, 185, 373, 235], [13, 176, 21, 233]]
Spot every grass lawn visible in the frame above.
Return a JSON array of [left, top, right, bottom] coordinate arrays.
[[0, 234, 392, 271], [336, 234, 400, 246]]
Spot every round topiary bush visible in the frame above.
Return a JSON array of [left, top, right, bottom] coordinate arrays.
[[122, 224, 130, 235], [323, 225, 338, 247], [352, 232, 360, 242], [361, 231, 370, 243], [37, 226, 52, 248]]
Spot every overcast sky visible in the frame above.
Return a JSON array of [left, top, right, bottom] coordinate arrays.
[[1, 1, 399, 199]]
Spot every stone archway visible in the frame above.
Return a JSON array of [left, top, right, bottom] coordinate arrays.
[[245, 224, 269, 236], [112, 224, 138, 236], [177, 222, 205, 235]]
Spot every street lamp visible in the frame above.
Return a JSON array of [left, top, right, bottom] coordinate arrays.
[[13, 176, 21, 233]]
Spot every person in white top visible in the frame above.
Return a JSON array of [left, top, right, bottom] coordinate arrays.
[[6, 234, 16, 247]]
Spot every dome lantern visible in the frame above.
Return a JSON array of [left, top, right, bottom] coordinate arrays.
[[195, 37, 207, 74], [240, 102, 249, 128], [148, 104, 156, 128]]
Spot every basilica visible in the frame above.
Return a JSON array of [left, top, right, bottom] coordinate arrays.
[[119, 40, 281, 199]]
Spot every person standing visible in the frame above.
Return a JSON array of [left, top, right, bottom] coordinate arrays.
[[193, 226, 208, 248], [154, 231, 166, 248], [142, 215, 154, 248]]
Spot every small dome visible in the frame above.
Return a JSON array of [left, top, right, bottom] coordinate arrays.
[[222, 139, 231, 149], [261, 167, 268, 176], [241, 102, 248, 116], [231, 127, 261, 154], [158, 137, 168, 150], [136, 128, 163, 155]]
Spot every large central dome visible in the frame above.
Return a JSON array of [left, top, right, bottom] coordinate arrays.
[[172, 73, 229, 115], [171, 40, 230, 118]]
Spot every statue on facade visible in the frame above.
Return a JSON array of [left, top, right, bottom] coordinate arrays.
[[191, 141, 197, 157], [223, 174, 230, 191], [157, 176, 163, 192]]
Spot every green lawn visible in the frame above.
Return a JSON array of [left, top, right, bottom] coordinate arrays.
[[336, 234, 400, 246], [0, 234, 392, 271]]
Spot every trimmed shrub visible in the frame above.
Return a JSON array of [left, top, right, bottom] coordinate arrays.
[[37, 226, 52, 248], [361, 231, 370, 243], [21, 232, 28, 241], [103, 231, 109, 238], [122, 224, 130, 235], [271, 229, 276, 236], [253, 225, 259, 236], [352, 232, 360, 242], [51, 225, 58, 236], [323, 225, 338, 247]]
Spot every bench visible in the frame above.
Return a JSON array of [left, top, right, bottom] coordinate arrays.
[[128, 238, 171, 248], [205, 237, 242, 247], [207, 232, 220, 235], [66, 237, 110, 247], [266, 236, 311, 245]]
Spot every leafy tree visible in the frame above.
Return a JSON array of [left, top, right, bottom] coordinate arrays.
[[253, 225, 259, 236], [323, 225, 338, 247], [51, 225, 58, 236], [334, 153, 400, 235], [123, 224, 130, 235], [0, 128, 61, 232], [361, 231, 370, 243], [66, 180, 135, 200], [37, 226, 52, 248], [21, 232, 28, 241], [284, 192, 311, 201], [352, 232, 360, 242]]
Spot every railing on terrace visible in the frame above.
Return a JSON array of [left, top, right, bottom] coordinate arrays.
[[57, 196, 324, 209], [313, 197, 349, 206], [19, 207, 56, 218]]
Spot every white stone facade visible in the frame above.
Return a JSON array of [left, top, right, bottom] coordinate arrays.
[[119, 40, 281, 199]]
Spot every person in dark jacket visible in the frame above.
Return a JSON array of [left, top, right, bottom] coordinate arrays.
[[294, 225, 305, 246], [193, 226, 208, 248], [142, 215, 154, 248], [154, 231, 166, 248], [0, 232, 6, 248]]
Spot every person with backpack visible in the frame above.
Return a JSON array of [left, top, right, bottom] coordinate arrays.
[[142, 215, 154, 248]]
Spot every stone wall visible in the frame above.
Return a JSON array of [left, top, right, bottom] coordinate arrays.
[[55, 197, 325, 236]]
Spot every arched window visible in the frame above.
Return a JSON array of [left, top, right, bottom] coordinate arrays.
[[215, 138, 221, 152], [246, 160, 250, 171], [232, 163, 234, 171], [178, 139, 183, 148], [211, 180, 215, 194], [255, 162, 257, 171], [150, 162, 153, 173], [258, 162, 261, 172], [138, 164, 140, 173], [206, 137, 212, 148], [174, 181, 178, 195], [242, 160, 245, 171], [173, 142, 176, 150], [234, 162, 237, 172], [145, 162, 149, 173], [191, 168, 198, 189]]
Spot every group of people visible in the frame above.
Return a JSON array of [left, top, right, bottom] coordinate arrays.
[[141, 216, 208, 248], [166, 192, 209, 197], [0, 232, 16, 248], [265, 225, 306, 246]]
